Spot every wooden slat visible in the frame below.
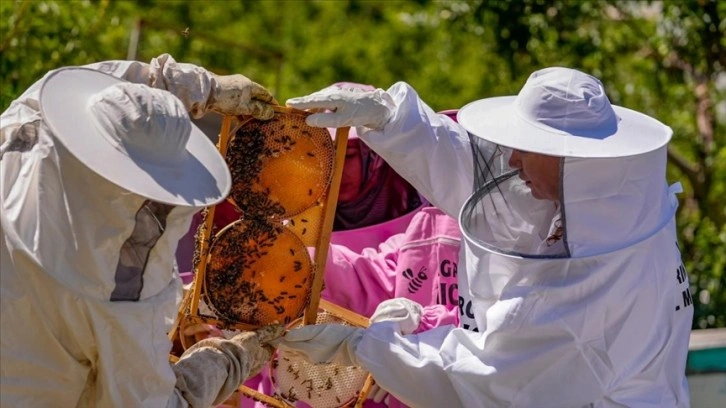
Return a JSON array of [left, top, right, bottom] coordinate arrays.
[[167, 287, 193, 342], [318, 298, 370, 328], [355, 375, 377, 407], [188, 116, 234, 315], [303, 126, 350, 325], [237, 385, 290, 408]]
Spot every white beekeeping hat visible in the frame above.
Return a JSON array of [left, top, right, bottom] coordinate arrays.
[[39, 67, 230, 207], [457, 67, 672, 158]]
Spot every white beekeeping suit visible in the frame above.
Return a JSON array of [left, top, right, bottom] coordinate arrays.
[[0, 57, 281, 407], [278, 68, 693, 407]]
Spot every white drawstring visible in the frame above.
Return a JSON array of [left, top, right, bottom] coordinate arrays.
[[142, 203, 165, 233]]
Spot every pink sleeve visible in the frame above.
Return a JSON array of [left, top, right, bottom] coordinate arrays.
[[321, 236, 404, 318], [415, 304, 459, 334]]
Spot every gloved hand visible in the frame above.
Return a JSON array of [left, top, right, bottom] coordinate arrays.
[[273, 298, 424, 368], [172, 324, 285, 408], [370, 297, 424, 335], [273, 324, 364, 367], [285, 85, 396, 130], [232, 324, 286, 377], [209, 74, 276, 119], [359, 298, 425, 404]]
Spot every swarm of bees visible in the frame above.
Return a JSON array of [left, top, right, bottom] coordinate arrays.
[[204, 218, 313, 326], [202, 111, 333, 327], [226, 114, 333, 220]]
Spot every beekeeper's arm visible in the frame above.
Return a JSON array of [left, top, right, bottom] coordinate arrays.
[[277, 309, 605, 408], [86, 53, 275, 119], [323, 240, 399, 316], [168, 324, 283, 408], [2, 53, 273, 156], [287, 82, 481, 219]]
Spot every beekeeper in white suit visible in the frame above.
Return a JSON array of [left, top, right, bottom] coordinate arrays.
[[0, 55, 284, 407], [277, 67, 693, 407]]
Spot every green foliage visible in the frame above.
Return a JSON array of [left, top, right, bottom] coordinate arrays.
[[1, 0, 128, 104], [1, 0, 724, 328]]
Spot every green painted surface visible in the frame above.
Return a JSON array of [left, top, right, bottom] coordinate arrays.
[[688, 348, 726, 373]]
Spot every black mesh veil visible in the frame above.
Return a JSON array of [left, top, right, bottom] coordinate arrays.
[[460, 133, 567, 258], [461, 133, 515, 225]]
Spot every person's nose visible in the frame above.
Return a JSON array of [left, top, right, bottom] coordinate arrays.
[[508, 149, 522, 169]]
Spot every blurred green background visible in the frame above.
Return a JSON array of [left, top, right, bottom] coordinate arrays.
[[1, 0, 724, 330]]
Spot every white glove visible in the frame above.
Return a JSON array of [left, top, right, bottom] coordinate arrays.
[[370, 297, 424, 335], [275, 324, 389, 402], [273, 298, 423, 367], [285, 85, 396, 130], [364, 299, 423, 404], [209, 74, 276, 119], [273, 324, 364, 367]]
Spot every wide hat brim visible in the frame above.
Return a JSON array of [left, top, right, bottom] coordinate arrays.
[[457, 96, 672, 158], [40, 67, 231, 207]]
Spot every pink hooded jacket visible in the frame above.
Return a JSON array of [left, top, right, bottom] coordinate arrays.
[[324, 206, 461, 330]]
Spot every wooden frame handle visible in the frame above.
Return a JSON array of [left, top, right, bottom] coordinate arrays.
[[303, 126, 350, 325]]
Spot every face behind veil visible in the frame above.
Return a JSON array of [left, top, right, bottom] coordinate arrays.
[[333, 129, 423, 232]]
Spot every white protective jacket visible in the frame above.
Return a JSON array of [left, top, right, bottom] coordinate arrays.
[[352, 83, 693, 408], [0, 55, 257, 407]]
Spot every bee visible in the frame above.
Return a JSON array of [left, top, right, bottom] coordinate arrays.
[[546, 218, 564, 247], [181, 27, 190, 38], [403, 266, 428, 294]]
